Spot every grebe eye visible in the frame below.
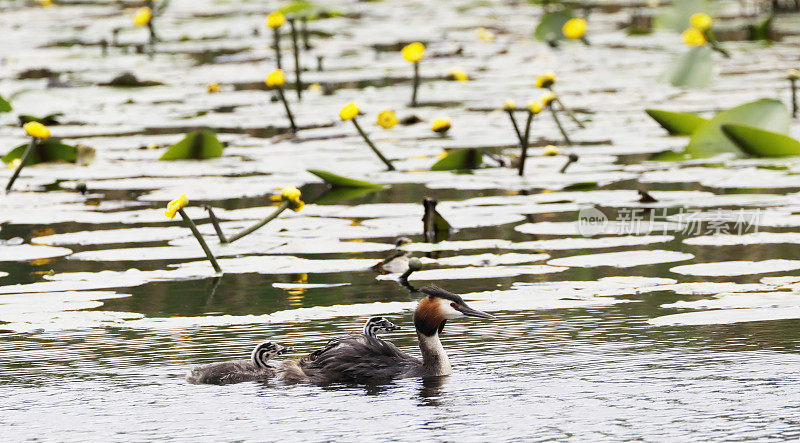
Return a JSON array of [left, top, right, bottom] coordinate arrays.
[[450, 302, 456, 308]]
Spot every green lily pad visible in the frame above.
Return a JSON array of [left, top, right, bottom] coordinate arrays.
[[430, 148, 483, 171], [19, 113, 63, 126], [314, 187, 382, 205], [748, 14, 773, 41], [660, 46, 714, 88], [159, 129, 224, 160], [279, 1, 342, 19], [685, 99, 790, 157], [533, 8, 574, 42], [2, 139, 77, 165], [720, 124, 800, 158], [654, 0, 713, 32], [307, 169, 385, 189], [0, 95, 11, 113], [645, 109, 708, 136]]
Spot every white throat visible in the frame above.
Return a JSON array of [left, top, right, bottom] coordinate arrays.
[[417, 331, 452, 376]]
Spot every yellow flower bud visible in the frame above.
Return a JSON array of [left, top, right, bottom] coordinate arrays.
[[401, 42, 425, 63], [23, 121, 50, 139], [543, 146, 561, 156], [541, 92, 556, 107], [432, 118, 451, 134], [265, 69, 285, 88], [339, 102, 359, 121], [503, 99, 516, 111], [448, 68, 469, 81], [206, 83, 220, 93], [266, 11, 285, 29], [133, 7, 152, 27], [164, 194, 189, 220], [787, 69, 799, 80], [682, 27, 706, 46], [308, 83, 322, 93], [39, 0, 53, 7], [527, 101, 543, 114], [535, 71, 556, 89], [281, 186, 304, 212], [562, 18, 587, 40], [7, 158, 21, 170], [376, 109, 398, 129], [690, 13, 712, 31], [476, 27, 495, 42]]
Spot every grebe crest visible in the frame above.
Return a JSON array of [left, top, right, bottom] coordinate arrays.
[[251, 342, 292, 369], [363, 316, 401, 338]]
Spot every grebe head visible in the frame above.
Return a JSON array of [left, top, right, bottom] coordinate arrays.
[[363, 316, 402, 337], [413, 285, 495, 337], [251, 341, 292, 369], [395, 237, 413, 247]]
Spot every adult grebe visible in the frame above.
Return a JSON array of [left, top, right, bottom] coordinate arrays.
[[283, 285, 494, 384], [186, 342, 292, 385]]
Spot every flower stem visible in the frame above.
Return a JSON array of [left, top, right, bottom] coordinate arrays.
[[519, 111, 534, 176], [226, 201, 290, 244], [272, 27, 282, 70], [301, 16, 310, 50], [554, 96, 584, 129], [560, 153, 578, 173], [288, 18, 302, 101], [410, 62, 420, 107], [549, 104, 572, 145], [791, 78, 798, 118], [178, 208, 222, 273], [5, 137, 36, 193], [203, 205, 228, 243], [505, 109, 524, 146], [351, 118, 395, 171], [276, 87, 297, 133]]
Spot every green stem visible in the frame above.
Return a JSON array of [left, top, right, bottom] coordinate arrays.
[[226, 201, 289, 244], [5, 137, 36, 193], [301, 16, 310, 50], [505, 109, 524, 146], [519, 111, 534, 176], [178, 208, 222, 273], [554, 96, 584, 129], [351, 118, 395, 171], [276, 87, 297, 133], [411, 62, 420, 107], [791, 78, 798, 118], [203, 205, 228, 243], [273, 27, 282, 70], [549, 104, 572, 145], [288, 18, 302, 101]]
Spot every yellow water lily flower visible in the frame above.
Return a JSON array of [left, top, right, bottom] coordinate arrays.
[[541, 92, 556, 106], [339, 102, 359, 121], [401, 42, 425, 63], [7, 158, 21, 170], [448, 68, 469, 81], [476, 27, 495, 42], [266, 11, 286, 29], [432, 118, 451, 134], [376, 109, 398, 129], [23, 121, 50, 139], [133, 7, 152, 27], [543, 146, 561, 156], [682, 27, 706, 46], [535, 71, 556, 89], [690, 13, 713, 31], [164, 194, 189, 220], [39, 0, 53, 7], [281, 186, 304, 212], [527, 100, 543, 114], [265, 69, 286, 87], [503, 99, 516, 111], [308, 83, 322, 93], [788, 69, 799, 80], [562, 18, 587, 40], [206, 83, 220, 93]]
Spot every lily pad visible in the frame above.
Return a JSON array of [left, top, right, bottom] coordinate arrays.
[[645, 109, 708, 136], [2, 140, 77, 165], [159, 129, 224, 160], [533, 8, 574, 42], [660, 46, 713, 89], [430, 148, 483, 171], [720, 124, 800, 158], [308, 169, 385, 189], [0, 95, 11, 113]]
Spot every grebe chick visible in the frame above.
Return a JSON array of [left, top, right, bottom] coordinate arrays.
[[363, 316, 401, 337], [285, 285, 494, 385], [371, 237, 413, 274], [186, 342, 292, 385]]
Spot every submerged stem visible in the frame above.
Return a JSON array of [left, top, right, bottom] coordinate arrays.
[[178, 208, 222, 273], [226, 201, 290, 244], [289, 18, 302, 101], [5, 138, 36, 193], [351, 118, 395, 171], [276, 87, 297, 133]]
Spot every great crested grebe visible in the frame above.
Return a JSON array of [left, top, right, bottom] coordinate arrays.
[[283, 285, 495, 385], [186, 342, 292, 385]]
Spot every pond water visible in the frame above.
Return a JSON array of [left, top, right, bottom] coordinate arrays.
[[2, 0, 800, 440]]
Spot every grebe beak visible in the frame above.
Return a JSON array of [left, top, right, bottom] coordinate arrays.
[[388, 325, 402, 331], [455, 303, 495, 319]]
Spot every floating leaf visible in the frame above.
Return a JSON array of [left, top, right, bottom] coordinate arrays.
[[685, 99, 791, 157], [660, 46, 713, 88], [0, 95, 11, 113], [654, 0, 713, 31], [533, 8, 574, 42], [748, 14, 773, 41], [18, 113, 62, 126], [1, 139, 77, 165], [307, 169, 384, 189], [314, 187, 383, 205], [159, 129, 224, 160], [430, 148, 483, 171], [278, 1, 342, 19], [645, 109, 708, 135], [720, 124, 800, 157]]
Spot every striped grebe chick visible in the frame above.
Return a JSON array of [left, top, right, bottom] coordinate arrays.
[[371, 237, 413, 274], [186, 342, 292, 385], [363, 316, 401, 337]]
